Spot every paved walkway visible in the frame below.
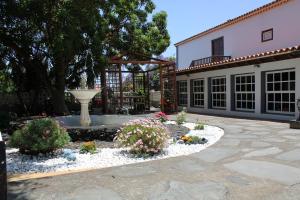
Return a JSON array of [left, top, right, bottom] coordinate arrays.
[[8, 114, 300, 200]]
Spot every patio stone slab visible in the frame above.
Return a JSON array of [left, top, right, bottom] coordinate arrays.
[[241, 148, 254, 152], [263, 138, 286, 143], [104, 165, 157, 177], [266, 183, 300, 200], [148, 181, 229, 200], [59, 186, 123, 200], [225, 175, 250, 186], [225, 134, 258, 139], [220, 139, 240, 146], [224, 159, 300, 185], [243, 147, 282, 158], [244, 126, 270, 132], [193, 148, 239, 162], [276, 149, 300, 161], [171, 159, 206, 172], [250, 131, 271, 135], [251, 141, 272, 148], [282, 135, 300, 140], [278, 129, 300, 134]]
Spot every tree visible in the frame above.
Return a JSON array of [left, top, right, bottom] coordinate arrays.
[[0, 0, 170, 115]]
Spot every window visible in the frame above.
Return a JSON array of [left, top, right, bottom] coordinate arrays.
[[212, 37, 224, 56], [192, 79, 204, 107], [266, 70, 295, 114], [211, 77, 226, 109], [235, 74, 255, 111], [178, 81, 188, 106], [262, 28, 273, 42]]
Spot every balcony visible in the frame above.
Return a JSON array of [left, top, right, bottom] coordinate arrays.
[[190, 55, 231, 67]]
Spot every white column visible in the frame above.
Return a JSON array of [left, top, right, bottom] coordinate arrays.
[[255, 68, 262, 114], [226, 74, 231, 112], [187, 76, 191, 110], [204, 77, 208, 109]]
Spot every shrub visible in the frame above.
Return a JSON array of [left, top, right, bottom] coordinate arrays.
[[80, 141, 97, 154], [194, 122, 204, 130], [10, 118, 70, 155], [155, 112, 168, 122], [115, 118, 170, 156], [176, 111, 186, 125]]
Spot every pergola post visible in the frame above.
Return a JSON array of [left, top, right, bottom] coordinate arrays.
[[146, 71, 150, 110], [101, 67, 108, 114], [159, 64, 164, 112], [118, 64, 123, 108], [132, 72, 135, 92]]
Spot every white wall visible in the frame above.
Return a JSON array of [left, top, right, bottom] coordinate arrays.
[[176, 58, 300, 121], [177, 0, 300, 68]]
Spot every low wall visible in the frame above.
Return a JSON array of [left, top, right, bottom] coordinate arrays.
[[0, 132, 7, 200]]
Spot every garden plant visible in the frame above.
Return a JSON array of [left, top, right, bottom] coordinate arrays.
[[10, 118, 70, 155], [115, 118, 170, 156]]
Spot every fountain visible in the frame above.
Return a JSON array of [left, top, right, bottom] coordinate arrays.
[[68, 74, 100, 126], [55, 73, 149, 141]]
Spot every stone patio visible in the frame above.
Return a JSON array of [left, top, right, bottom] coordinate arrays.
[[7, 114, 300, 200]]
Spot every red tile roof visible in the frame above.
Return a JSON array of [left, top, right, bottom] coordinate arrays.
[[176, 45, 300, 75], [175, 0, 290, 47]]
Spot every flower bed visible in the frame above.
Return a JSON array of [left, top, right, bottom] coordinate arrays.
[[6, 119, 224, 175]]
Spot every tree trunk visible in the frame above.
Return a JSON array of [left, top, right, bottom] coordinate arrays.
[[52, 88, 69, 115], [52, 62, 69, 115]]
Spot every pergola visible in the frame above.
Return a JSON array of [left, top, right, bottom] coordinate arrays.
[[98, 56, 177, 114]]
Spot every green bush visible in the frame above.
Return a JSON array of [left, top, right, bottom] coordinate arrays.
[[176, 111, 186, 125], [115, 118, 170, 156], [194, 122, 204, 130], [10, 118, 70, 155], [80, 141, 97, 154]]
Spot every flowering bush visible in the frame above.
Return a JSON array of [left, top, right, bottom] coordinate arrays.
[[115, 118, 170, 155], [155, 112, 168, 122]]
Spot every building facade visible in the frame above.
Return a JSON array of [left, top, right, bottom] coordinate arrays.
[[175, 0, 300, 120]]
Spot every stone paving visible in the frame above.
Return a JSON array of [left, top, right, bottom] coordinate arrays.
[[7, 114, 300, 200]]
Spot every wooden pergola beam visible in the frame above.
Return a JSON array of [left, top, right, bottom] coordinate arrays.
[[108, 60, 172, 65]]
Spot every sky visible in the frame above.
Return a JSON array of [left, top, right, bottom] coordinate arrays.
[[152, 0, 273, 57]]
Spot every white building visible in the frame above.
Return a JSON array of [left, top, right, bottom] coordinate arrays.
[[175, 0, 300, 121]]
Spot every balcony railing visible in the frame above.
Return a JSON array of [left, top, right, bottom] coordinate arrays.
[[190, 55, 231, 67]]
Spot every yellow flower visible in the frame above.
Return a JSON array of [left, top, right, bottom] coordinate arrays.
[[181, 135, 191, 142]]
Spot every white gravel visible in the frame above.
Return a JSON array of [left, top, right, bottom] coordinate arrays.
[[6, 122, 224, 175]]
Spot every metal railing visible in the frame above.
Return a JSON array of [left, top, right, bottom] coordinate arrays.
[[0, 132, 7, 200], [190, 55, 231, 67]]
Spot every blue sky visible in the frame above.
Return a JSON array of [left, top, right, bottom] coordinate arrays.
[[152, 0, 273, 57]]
